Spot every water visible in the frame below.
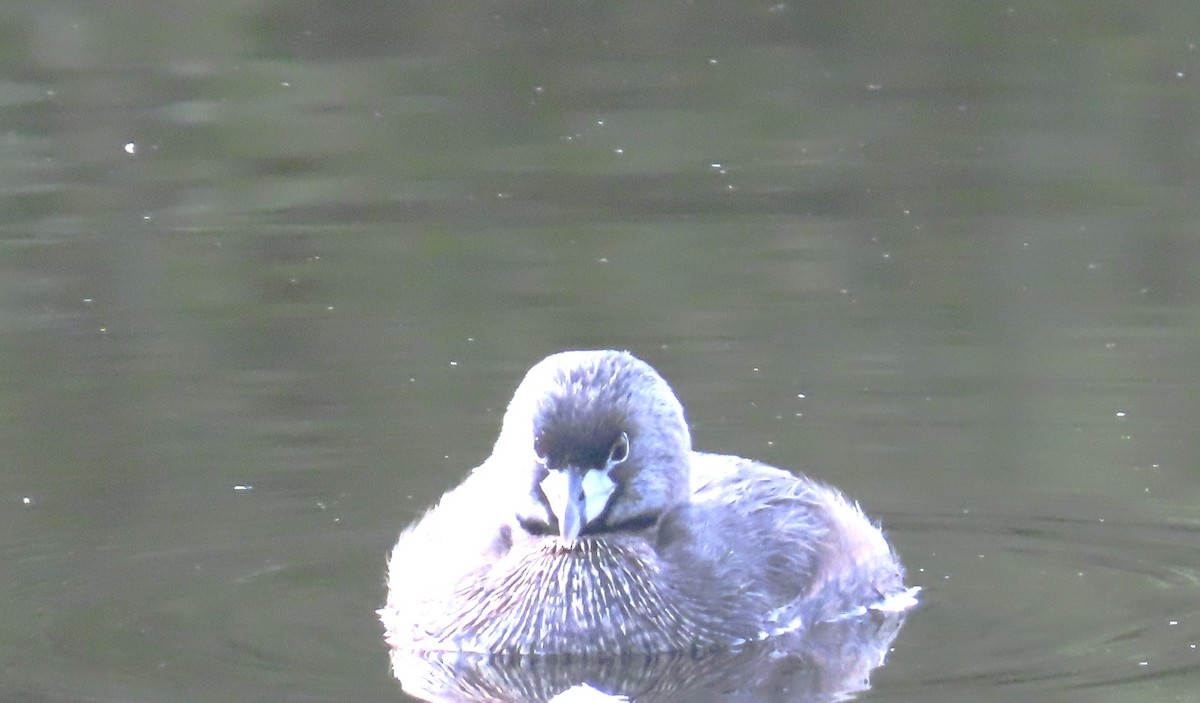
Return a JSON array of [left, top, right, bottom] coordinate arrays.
[[2, 1, 1199, 701]]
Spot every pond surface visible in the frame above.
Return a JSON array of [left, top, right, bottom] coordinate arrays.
[[2, 2, 1199, 702]]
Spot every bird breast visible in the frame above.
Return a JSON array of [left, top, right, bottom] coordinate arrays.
[[419, 535, 739, 656]]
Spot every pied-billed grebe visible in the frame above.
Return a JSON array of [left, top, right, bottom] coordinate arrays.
[[381, 350, 910, 656]]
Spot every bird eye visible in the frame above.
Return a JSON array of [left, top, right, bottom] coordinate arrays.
[[533, 435, 548, 464], [607, 432, 630, 465]]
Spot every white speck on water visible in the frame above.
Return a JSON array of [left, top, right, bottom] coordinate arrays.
[[123, 142, 137, 155], [234, 484, 253, 492], [22, 496, 32, 506], [1116, 411, 1127, 418], [613, 147, 624, 155]]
